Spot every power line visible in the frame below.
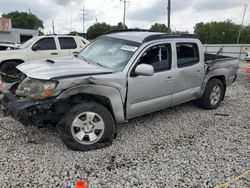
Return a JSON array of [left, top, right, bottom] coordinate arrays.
[[91, 0, 113, 11], [173, 0, 188, 32], [95, 3, 120, 17]]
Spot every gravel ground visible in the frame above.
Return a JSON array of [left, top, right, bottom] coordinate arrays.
[[0, 71, 249, 188]]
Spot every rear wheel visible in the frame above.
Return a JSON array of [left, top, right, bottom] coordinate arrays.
[[0, 61, 20, 83], [57, 101, 116, 151], [196, 78, 224, 110]]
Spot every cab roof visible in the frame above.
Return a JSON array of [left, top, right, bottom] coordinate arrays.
[[105, 29, 197, 43]]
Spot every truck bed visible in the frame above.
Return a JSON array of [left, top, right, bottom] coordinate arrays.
[[204, 53, 237, 64], [204, 53, 239, 87]]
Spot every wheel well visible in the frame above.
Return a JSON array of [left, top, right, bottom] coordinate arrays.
[[68, 93, 116, 121], [210, 75, 226, 100], [210, 75, 226, 88], [0, 59, 24, 68]]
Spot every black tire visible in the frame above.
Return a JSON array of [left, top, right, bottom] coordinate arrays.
[[57, 101, 116, 151], [196, 78, 224, 110], [0, 61, 20, 83]]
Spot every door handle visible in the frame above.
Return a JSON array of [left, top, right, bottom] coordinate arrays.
[[51, 53, 58, 55], [196, 70, 201, 73], [165, 76, 172, 81]]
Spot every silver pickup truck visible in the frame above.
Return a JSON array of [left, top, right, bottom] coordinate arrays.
[[0, 30, 239, 151]]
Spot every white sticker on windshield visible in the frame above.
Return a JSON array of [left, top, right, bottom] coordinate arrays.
[[121, 45, 138, 52]]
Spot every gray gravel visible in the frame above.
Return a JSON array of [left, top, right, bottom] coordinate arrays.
[[0, 71, 249, 188]]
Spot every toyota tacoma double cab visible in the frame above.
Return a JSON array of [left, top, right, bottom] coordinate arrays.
[[0, 35, 89, 83], [0, 30, 239, 151]]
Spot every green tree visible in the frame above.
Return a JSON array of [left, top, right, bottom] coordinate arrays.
[[2, 11, 44, 30], [150, 23, 170, 33], [112, 22, 128, 30], [239, 26, 250, 43], [194, 20, 244, 44], [172, 30, 189, 34], [38, 30, 44, 36], [68, 31, 79, 36], [87, 22, 112, 39]]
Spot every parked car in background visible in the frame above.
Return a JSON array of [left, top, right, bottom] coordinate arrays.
[[0, 40, 18, 46], [246, 51, 250, 58], [0, 30, 239, 151], [0, 44, 18, 51], [0, 40, 19, 51], [0, 35, 90, 82]]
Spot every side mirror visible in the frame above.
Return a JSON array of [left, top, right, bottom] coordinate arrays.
[[135, 64, 154, 76], [73, 52, 79, 57], [32, 44, 41, 51]]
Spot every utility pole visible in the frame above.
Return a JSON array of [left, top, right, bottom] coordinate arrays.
[[70, 12, 72, 33], [237, 4, 247, 44], [80, 0, 86, 34], [121, 0, 129, 29], [167, 0, 171, 32], [52, 19, 55, 34]]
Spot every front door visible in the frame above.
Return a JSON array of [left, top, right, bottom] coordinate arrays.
[[127, 43, 174, 118], [28, 37, 59, 61]]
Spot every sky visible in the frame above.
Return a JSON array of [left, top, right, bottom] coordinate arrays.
[[0, 0, 249, 34]]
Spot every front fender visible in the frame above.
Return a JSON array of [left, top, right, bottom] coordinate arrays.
[[0, 50, 28, 64], [56, 84, 125, 123]]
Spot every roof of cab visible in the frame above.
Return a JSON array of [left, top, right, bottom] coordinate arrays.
[[105, 29, 197, 43]]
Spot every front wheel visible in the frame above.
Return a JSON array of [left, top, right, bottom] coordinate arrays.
[[0, 61, 20, 83], [57, 101, 116, 151], [196, 78, 224, 110]]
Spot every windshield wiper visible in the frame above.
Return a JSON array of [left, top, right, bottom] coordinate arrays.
[[96, 62, 108, 69], [79, 56, 113, 70], [78, 55, 87, 62]]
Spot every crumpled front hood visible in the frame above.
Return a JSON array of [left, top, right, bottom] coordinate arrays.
[[17, 56, 114, 80]]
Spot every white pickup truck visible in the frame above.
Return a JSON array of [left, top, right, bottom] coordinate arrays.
[[0, 35, 89, 82]]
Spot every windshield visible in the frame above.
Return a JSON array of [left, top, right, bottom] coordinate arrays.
[[19, 37, 38, 49], [78, 36, 141, 71]]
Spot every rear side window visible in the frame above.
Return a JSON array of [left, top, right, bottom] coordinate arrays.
[[139, 44, 172, 72], [176, 43, 199, 68], [59, 37, 77, 49], [33, 37, 56, 50]]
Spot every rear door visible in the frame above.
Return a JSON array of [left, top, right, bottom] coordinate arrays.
[[28, 37, 58, 61], [127, 43, 174, 118], [58, 37, 78, 57], [172, 42, 205, 104]]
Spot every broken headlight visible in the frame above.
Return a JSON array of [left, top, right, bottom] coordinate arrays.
[[16, 77, 58, 99]]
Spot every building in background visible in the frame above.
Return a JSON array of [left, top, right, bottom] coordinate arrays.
[[0, 18, 38, 44]]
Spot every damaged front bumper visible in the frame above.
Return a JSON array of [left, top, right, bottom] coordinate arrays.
[[0, 88, 56, 126]]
